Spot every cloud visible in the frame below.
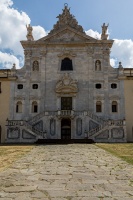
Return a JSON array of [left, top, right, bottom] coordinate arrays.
[[86, 29, 101, 39], [86, 29, 133, 68], [33, 26, 47, 40], [0, 52, 22, 69], [0, 0, 47, 69], [0, 1, 133, 69], [111, 39, 133, 68]]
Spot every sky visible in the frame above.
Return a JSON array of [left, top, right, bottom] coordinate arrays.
[[0, 0, 133, 69]]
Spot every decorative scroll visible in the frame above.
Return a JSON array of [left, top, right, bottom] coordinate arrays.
[[49, 5, 84, 35], [56, 73, 78, 94]]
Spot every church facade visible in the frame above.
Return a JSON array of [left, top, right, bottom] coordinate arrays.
[[4, 5, 128, 143]]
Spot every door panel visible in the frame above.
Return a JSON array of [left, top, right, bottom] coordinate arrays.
[[61, 118, 71, 139]]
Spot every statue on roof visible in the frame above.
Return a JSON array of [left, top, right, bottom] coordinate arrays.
[[26, 24, 34, 41], [101, 23, 109, 40], [49, 4, 84, 34]]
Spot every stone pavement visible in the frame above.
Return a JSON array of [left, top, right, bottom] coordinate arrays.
[[0, 144, 133, 200]]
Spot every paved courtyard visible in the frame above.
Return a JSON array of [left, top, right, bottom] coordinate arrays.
[[0, 144, 133, 200]]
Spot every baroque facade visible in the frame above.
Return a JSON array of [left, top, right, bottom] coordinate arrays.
[[2, 5, 129, 143]]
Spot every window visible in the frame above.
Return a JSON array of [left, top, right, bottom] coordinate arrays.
[[16, 101, 22, 113], [95, 60, 101, 71], [61, 97, 72, 110], [95, 83, 102, 89], [0, 82, 1, 93], [61, 57, 73, 71], [96, 101, 102, 112], [32, 101, 38, 113], [17, 84, 23, 89], [112, 101, 117, 113], [111, 83, 117, 89], [32, 84, 38, 89]]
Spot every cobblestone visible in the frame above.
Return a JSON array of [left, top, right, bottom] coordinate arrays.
[[0, 144, 133, 200]]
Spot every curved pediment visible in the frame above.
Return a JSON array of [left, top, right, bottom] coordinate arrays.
[[56, 73, 78, 95]]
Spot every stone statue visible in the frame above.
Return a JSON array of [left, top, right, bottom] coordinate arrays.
[[101, 23, 109, 40], [33, 61, 39, 71], [95, 60, 101, 71], [26, 24, 34, 41]]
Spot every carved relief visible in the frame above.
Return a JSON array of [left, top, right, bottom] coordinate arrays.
[[49, 5, 84, 35], [33, 120, 43, 131], [7, 127, 20, 139], [111, 128, 124, 139], [109, 95, 120, 100], [95, 130, 109, 139], [22, 130, 36, 139], [56, 73, 78, 94], [14, 96, 25, 100], [24, 50, 32, 57], [89, 120, 99, 132]]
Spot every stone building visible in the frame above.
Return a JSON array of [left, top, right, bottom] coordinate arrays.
[[2, 5, 129, 143], [0, 68, 17, 143]]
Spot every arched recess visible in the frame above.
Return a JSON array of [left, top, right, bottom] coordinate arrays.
[[96, 101, 102, 112], [50, 119, 56, 136], [61, 118, 71, 139], [76, 118, 82, 136], [112, 101, 118, 112], [32, 101, 38, 113], [95, 60, 101, 71], [16, 101, 22, 113]]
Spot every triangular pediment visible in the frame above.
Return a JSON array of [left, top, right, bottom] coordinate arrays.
[[37, 26, 97, 43]]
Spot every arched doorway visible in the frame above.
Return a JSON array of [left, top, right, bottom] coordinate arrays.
[[61, 118, 71, 139]]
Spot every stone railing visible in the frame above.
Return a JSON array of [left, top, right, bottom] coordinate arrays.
[[57, 110, 75, 119], [7, 120, 45, 138], [75, 111, 105, 124], [28, 111, 56, 124], [88, 120, 125, 137], [28, 109, 105, 125], [7, 120, 24, 126]]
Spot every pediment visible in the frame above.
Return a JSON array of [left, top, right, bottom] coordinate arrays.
[[37, 27, 97, 43]]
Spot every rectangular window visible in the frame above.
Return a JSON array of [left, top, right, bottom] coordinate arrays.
[[61, 97, 72, 110], [96, 105, 102, 112], [34, 105, 38, 113], [112, 105, 117, 112]]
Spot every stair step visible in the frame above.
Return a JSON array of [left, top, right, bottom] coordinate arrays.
[[35, 139, 95, 144]]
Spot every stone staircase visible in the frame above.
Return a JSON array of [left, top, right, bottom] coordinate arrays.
[[6, 110, 126, 143], [88, 119, 126, 142]]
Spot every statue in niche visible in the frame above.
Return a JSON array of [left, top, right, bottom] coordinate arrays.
[[33, 60, 39, 71], [95, 60, 101, 71], [26, 24, 34, 41]]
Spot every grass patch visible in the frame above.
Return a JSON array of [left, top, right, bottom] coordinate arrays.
[[96, 143, 133, 165], [0, 145, 34, 171]]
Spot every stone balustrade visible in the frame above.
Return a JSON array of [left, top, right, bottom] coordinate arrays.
[[88, 119, 125, 137]]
